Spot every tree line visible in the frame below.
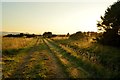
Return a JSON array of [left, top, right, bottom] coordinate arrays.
[[3, 33, 41, 38]]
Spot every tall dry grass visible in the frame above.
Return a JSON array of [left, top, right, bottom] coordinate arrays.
[[2, 37, 34, 50]]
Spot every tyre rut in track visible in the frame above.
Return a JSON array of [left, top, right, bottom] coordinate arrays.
[[44, 39, 90, 78], [43, 39, 68, 78], [7, 38, 68, 78]]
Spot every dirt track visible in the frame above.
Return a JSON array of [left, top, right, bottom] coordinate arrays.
[[44, 39, 90, 78], [3, 38, 90, 78], [3, 38, 68, 78]]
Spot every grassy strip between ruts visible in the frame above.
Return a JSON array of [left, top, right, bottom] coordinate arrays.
[[47, 39, 110, 78], [43, 39, 69, 78], [45, 39, 90, 78]]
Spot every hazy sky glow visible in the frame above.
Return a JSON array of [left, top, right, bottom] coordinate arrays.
[[2, 0, 117, 34]]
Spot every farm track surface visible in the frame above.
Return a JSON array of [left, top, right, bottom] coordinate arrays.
[[2, 38, 67, 78], [2, 37, 120, 78], [44, 39, 90, 78], [3, 37, 95, 78]]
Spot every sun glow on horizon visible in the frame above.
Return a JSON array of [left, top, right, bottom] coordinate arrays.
[[2, 1, 117, 34]]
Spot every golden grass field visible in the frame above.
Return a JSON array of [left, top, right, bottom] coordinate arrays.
[[1, 36, 120, 78]]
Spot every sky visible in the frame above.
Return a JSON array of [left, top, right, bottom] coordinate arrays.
[[1, 0, 117, 34]]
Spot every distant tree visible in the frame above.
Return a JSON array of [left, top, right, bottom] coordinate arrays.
[[52, 34, 57, 37], [3, 33, 37, 38], [66, 33, 70, 37], [25, 34, 36, 38], [3, 34, 13, 37], [97, 1, 120, 47], [43, 32, 52, 38], [19, 33, 24, 37]]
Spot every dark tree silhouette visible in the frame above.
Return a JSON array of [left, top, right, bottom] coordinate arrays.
[[43, 32, 52, 38], [19, 33, 24, 37], [66, 33, 70, 37], [97, 1, 120, 47], [3, 33, 37, 38]]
